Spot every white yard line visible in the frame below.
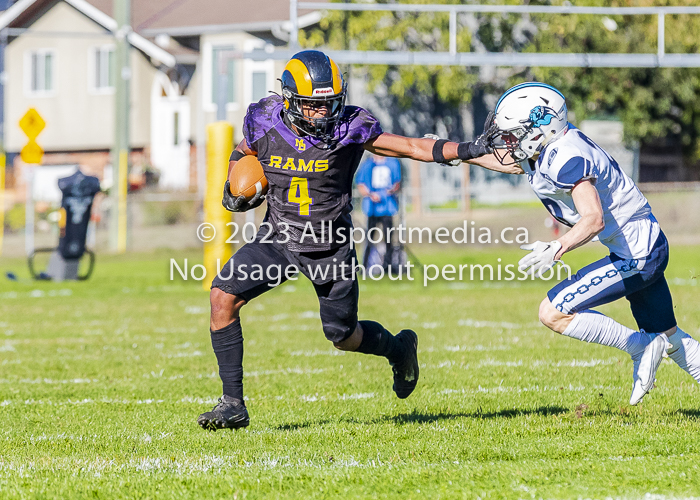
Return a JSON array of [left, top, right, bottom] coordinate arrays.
[[0, 289, 72, 299], [290, 349, 346, 357]]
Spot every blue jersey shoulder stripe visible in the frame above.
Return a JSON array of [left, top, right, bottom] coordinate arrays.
[[551, 156, 588, 189]]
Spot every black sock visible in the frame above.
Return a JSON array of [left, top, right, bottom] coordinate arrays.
[[356, 320, 404, 364], [210, 320, 244, 401]]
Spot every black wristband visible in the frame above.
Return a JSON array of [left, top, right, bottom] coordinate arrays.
[[230, 150, 245, 162], [431, 139, 448, 164], [457, 141, 473, 160]]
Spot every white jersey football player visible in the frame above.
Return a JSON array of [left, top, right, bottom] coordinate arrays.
[[470, 82, 700, 405]]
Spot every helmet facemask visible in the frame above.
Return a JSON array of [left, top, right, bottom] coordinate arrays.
[[492, 114, 567, 165], [491, 126, 532, 165], [282, 81, 347, 144]]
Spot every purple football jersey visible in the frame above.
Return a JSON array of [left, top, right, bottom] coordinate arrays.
[[241, 95, 383, 252]]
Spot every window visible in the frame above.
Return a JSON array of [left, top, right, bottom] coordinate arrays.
[[243, 55, 274, 107], [27, 49, 55, 94], [211, 46, 236, 107], [92, 46, 115, 90], [251, 71, 267, 102]]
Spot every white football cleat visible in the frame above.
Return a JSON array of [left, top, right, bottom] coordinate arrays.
[[630, 333, 668, 406]]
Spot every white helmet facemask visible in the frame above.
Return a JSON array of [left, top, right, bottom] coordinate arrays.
[[491, 83, 569, 165]]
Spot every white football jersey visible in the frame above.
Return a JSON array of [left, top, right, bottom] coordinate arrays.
[[523, 124, 659, 259]]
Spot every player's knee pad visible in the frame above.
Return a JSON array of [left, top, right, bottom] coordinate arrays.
[[315, 278, 359, 343], [319, 293, 358, 343], [322, 316, 358, 344]]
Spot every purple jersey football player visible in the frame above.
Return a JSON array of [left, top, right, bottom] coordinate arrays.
[[198, 50, 493, 431]]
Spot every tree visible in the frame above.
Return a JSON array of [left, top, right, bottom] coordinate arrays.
[[303, 0, 700, 161], [302, 1, 484, 139], [523, 2, 700, 158]]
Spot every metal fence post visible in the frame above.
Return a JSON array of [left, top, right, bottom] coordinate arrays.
[[658, 11, 665, 60], [290, 0, 299, 52], [449, 9, 457, 56]]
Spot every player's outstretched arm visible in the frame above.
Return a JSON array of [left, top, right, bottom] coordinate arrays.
[[363, 132, 491, 164], [466, 153, 525, 175], [555, 179, 605, 259]]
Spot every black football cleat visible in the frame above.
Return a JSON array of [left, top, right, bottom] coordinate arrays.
[[197, 395, 250, 431], [391, 329, 419, 399]]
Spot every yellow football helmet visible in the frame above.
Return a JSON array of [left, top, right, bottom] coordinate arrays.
[[280, 50, 347, 142]]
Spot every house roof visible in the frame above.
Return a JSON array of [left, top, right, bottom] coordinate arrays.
[[82, 0, 325, 36], [0, 0, 177, 66], [0, 0, 324, 65]]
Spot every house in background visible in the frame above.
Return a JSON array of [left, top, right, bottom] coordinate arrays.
[[1, 0, 322, 204]]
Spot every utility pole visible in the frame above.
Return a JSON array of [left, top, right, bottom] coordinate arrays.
[[0, 28, 7, 257], [0, 27, 6, 145], [289, 0, 298, 52], [110, 0, 130, 252]]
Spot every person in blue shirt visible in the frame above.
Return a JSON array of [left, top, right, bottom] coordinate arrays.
[[356, 154, 402, 270]]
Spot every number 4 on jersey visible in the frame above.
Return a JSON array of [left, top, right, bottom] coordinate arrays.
[[288, 177, 313, 216]]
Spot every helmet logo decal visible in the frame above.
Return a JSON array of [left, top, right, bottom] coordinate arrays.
[[527, 105, 558, 127], [312, 87, 334, 96]]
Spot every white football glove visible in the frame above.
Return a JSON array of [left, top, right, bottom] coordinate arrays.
[[518, 240, 563, 278]]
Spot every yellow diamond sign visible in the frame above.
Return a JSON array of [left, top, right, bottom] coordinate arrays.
[[19, 108, 46, 140], [21, 139, 44, 164]]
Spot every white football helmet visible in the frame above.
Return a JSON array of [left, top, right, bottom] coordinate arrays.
[[492, 83, 568, 164]]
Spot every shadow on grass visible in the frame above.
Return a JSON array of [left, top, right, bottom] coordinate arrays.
[[675, 409, 700, 420], [274, 420, 332, 431], [387, 406, 568, 425], [274, 406, 568, 431]]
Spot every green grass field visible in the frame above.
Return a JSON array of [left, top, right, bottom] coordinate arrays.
[[1, 244, 700, 499]]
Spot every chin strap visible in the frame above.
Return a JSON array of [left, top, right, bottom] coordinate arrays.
[[538, 125, 567, 154], [520, 158, 535, 174]]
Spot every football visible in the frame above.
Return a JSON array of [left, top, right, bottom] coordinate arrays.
[[228, 155, 269, 200]]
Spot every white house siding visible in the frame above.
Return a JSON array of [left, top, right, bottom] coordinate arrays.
[[6, 1, 156, 153], [199, 32, 283, 144], [130, 46, 157, 150]]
